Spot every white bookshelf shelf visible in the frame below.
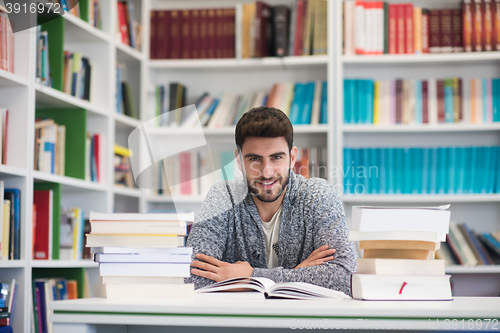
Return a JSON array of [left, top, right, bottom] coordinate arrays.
[[340, 194, 500, 203], [33, 171, 108, 192], [445, 265, 500, 274], [114, 113, 141, 129], [116, 42, 145, 62], [146, 124, 329, 136], [30, 260, 98, 268], [342, 52, 500, 64], [113, 186, 142, 198], [149, 55, 329, 70], [35, 84, 108, 117], [63, 12, 110, 43], [147, 195, 205, 204], [0, 164, 28, 177], [342, 124, 500, 133], [0, 260, 27, 268], [0, 69, 29, 88]]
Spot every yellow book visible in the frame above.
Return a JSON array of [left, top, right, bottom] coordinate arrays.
[[373, 81, 380, 124], [114, 144, 131, 157], [2, 200, 10, 260], [413, 8, 422, 54]]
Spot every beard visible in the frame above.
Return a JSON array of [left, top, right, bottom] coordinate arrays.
[[246, 168, 291, 203]]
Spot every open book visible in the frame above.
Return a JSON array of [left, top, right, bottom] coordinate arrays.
[[196, 277, 350, 300]]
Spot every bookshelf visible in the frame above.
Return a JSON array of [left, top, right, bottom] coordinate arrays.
[[334, 0, 500, 296], [0, 0, 148, 332]]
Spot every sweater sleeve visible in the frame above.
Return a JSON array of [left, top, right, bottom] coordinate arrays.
[[251, 188, 357, 296], [184, 184, 231, 289]]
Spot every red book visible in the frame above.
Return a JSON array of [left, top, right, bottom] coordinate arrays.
[[93, 134, 100, 183], [0, 14, 6, 70], [191, 9, 200, 59], [170, 10, 182, 59], [207, 9, 216, 58], [446, 234, 466, 265], [149, 11, 158, 59], [396, 4, 406, 54], [8, 20, 13, 73], [2, 109, 7, 164], [473, 0, 483, 51], [117, 2, 130, 45], [493, 0, 500, 50], [458, 78, 463, 121], [483, 0, 493, 51], [452, 9, 464, 52], [395, 79, 403, 124], [440, 9, 453, 52], [255, 1, 272, 57], [179, 152, 192, 195], [199, 9, 208, 58], [215, 8, 224, 58], [422, 9, 430, 53], [182, 10, 191, 59], [428, 9, 442, 53], [228, 8, 236, 58], [389, 4, 398, 54], [405, 4, 414, 54], [294, 0, 306, 56], [157, 11, 170, 59], [33, 190, 53, 260], [437, 79, 445, 123], [463, 0, 474, 52], [422, 80, 429, 123]]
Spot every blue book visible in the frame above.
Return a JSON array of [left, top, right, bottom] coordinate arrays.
[[421, 148, 430, 194], [470, 147, 478, 193], [448, 147, 457, 194], [496, 147, 500, 193], [344, 148, 352, 194], [462, 224, 490, 265], [361, 148, 370, 194], [35, 281, 48, 333], [456, 147, 466, 194], [126, 2, 136, 49], [487, 146, 497, 193], [369, 148, 379, 194], [353, 148, 363, 193], [4, 189, 21, 260], [437, 148, 449, 194], [320, 81, 328, 124], [483, 78, 488, 123], [379, 148, 386, 194], [116, 65, 123, 114], [394, 148, 404, 194], [403, 148, 412, 194], [415, 80, 423, 124], [354, 80, 362, 124], [444, 79, 454, 123], [366, 80, 374, 124], [344, 80, 355, 124], [412, 148, 423, 194], [385, 148, 395, 194], [289, 83, 304, 124], [429, 148, 438, 194], [479, 147, 491, 193], [493, 79, 500, 122], [300, 82, 315, 124]]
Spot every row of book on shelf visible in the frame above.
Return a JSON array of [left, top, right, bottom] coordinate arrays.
[[0, 278, 16, 329], [115, 63, 138, 119], [344, 0, 500, 56], [439, 222, 500, 266], [34, 118, 104, 183], [0, 9, 15, 74], [0, 182, 20, 261], [114, 144, 134, 188], [151, 146, 326, 197], [149, 0, 327, 60], [48, 0, 102, 29], [116, 1, 143, 51], [344, 77, 500, 125], [147, 81, 328, 128], [343, 145, 500, 195]]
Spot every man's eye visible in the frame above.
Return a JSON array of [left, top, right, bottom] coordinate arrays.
[[272, 156, 282, 160], [250, 157, 259, 162]]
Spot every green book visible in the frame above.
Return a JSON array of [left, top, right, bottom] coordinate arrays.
[[34, 183, 61, 260], [383, 2, 389, 54], [40, 16, 64, 91], [33, 268, 86, 298], [36, 109, 87, 179]]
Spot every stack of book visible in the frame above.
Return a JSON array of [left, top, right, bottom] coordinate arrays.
[[87, 212, 195, 299], [350, 205, 453, 300]]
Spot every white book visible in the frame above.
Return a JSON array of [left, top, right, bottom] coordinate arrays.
[[207, 94, 237, 128], [351, 205, 451, 234], [86, 234, 186, 248], [427, 78, 438, 125], [351, 274, 453, 301], [91, 246, 192, 255], [310, 81, 322, 125], [98, 262, 191, 277], [197, 277, 349, 300], [356, 258, 445, 275], [473, 78, 483, 124], [251, 91, 267, 108], [95, 252, 192, 263], [407, 79, 416, 124], [462, 78, 472, 123], [344, 1, 355, 55], [449, 222, 478, 266], [100, 276, 185, 284], [89, 211, 195, 222], [90, 221, 187, 235], [94, 282, 194, 299], [349, 230, 446, 243]]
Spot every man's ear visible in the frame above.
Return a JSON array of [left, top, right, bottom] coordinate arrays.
[[290, 146, 298, 169], [235, 149, 242, 171]]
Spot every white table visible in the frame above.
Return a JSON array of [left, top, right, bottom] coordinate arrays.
[[49, 296, 500, 333]]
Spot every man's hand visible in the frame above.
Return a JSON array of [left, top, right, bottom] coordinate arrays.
[[295, 245, 336, 269], [191, 253, 254, 282]]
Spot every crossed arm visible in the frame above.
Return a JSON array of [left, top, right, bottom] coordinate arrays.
[[190, 245, 337, 283]]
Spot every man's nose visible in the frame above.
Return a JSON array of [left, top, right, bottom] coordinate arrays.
[[262, 160, 274, 178]]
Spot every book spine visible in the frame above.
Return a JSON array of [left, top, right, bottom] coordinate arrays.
[[405, 4, 414, 54], [191, 9, 199, 59], [397, 4, 405, 54], [452, 9, 465, 52], [429, 9, 441, 53], [200, 9, 208, 59], [437, 79, 446, 123], [207, 9, 216, 58], [388, 4, 397, 54], [483, 0, 493, 51], [354, 0, 365, 54], [414, 7, 422, 54], [464, 0, 474, 52], [494, 0, 500, 50], [182, 10, 191, 59], [215, 8, 223, 58], [170, 10, 181, 59], [422, 80, 429, 123], [274, 6, 290, 57], [474, 0, 483, 51], [422, 9, 430, 53], [395, 79, 403, 124], [441, 9, 453, 53]]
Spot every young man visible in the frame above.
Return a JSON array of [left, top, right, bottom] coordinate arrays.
[[186, 107, 356, 296]]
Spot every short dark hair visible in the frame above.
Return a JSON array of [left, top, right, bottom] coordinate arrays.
[[235, 106, 293, 152]]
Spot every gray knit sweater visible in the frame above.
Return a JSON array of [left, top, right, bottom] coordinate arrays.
[[185, 171, 356, 296]]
